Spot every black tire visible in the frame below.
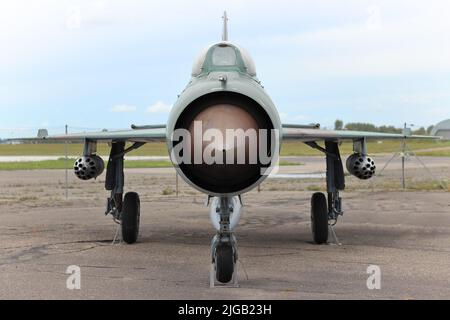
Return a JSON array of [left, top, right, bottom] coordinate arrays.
[[215, 244, 234, 283], [311, 192, 328, 244], [121, 192, 140, 244]]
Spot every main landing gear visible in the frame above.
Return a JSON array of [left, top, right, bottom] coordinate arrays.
[[311, 192, 328, 244], [104, 141, 145, 244], [306, 141, 345, 245], [121, 192, 141, 244]]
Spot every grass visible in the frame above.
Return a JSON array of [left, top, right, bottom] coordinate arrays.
[[0, 142, 167, 156], [415, 150, 450, 157], [407, 181, 449, 191], [162, 186, 175, 195], [278, 161, 302, 166], [306, 185, 324, 192], [0, 159, 173, 170], [0, 159, 74, 170], [123, 160, 172, 169], [0, 139, 447, 171], [1, 140, 450, 157], [281, 140, 450, 156], [0, 159, 300, 171], [346, 180, 449, 192]]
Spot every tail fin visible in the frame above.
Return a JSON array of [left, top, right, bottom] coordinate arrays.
[[222, 11, 228, 41]]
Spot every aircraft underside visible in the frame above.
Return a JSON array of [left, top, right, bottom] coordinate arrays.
[[77, 137, 352, 285]]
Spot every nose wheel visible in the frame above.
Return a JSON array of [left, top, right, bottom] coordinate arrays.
[[210, 197, 239, 287], [213, 241, 236, 283]]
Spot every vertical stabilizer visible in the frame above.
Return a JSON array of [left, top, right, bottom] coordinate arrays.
[[222, 11, 229, 41]]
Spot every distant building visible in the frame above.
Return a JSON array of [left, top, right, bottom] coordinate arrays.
[[431, 119, 450, 140]]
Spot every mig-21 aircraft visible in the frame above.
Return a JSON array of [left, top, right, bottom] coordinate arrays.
[[11, 12, 439, 284]]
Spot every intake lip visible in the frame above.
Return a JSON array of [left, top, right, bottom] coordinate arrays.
[[173, 92, 274, 195]]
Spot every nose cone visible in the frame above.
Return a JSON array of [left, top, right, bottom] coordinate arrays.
[[186, 104, 262, 192]]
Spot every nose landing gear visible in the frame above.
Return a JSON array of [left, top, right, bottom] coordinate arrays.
[[209, 196, 240, 287]]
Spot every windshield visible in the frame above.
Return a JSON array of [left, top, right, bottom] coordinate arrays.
[[212, 46, 237, 66]]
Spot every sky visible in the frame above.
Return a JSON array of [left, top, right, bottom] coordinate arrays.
[[1, 0, 450, 138]]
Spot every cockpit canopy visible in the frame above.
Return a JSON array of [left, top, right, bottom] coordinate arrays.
[[191, 42, 257, 77]]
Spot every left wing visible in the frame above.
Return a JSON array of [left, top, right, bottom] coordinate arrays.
[[282, 125, 440, 142]]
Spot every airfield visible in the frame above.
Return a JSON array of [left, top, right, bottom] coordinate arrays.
[[0, 151, 449, 300]]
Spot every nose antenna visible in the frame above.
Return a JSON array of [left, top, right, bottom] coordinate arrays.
[[222, 11, 229, 41]]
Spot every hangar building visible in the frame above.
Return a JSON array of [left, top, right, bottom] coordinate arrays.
[[431, 119, 450, 140]]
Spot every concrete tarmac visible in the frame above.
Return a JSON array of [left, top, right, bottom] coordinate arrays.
[[0, 157, 449, 299]]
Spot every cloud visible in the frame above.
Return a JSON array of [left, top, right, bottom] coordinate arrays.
[[279, 112, 288, 121], [278, 112, 311, 122], [110, 104, 137, 113], [254, 3, 450, 77], [66, 6, 82, 30], [429, 107, 450, 118], [2, 0, 450, 131], [146, 101, 172, 114], [292, 114, 309, 121]]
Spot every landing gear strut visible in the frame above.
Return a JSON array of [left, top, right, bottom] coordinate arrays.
[[306, 141, 345, 244], [104, 141, 145, 244], [210, 197, 239, 286]]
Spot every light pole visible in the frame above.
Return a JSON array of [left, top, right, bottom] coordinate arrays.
[[401, 123, 414, 190], [65, 125, 68, 200]]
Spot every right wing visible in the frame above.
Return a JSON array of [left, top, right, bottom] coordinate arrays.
[[8, 125, 167, 144]]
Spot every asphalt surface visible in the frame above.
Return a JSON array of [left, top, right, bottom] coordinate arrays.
[[0, 156, 449, 299]]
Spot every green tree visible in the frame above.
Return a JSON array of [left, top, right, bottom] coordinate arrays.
[[334, 119, 344, 130], [378, 125, 402, 134], [413, 127, 426, 135], [345, 122, 378, 132]]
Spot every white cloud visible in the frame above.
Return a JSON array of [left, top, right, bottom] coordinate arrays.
[[292, 114, 309, 121], [255, 3, 450, 77], [146, 101, 172, 114], [365, 5, 383, 31], [110, 104, 137, 113], [278, 113, 311, 122], [4, 1, 450, 78], [429, 107, 450, 118], [279, 112, 288, 121], [66, 6, 82, 30], [2, 0, 450, 130]]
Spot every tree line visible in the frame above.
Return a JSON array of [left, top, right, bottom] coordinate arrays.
[[334, 120, 434, 135]]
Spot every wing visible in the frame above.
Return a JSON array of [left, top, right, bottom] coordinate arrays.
[[8, 125, 167, 143], [282, 125, 440, 142]]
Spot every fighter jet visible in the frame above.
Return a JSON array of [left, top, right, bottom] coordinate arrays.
[[12, 12, 438, 284]]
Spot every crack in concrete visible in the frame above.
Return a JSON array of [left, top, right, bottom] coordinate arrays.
[[0, 240, 112, 266]]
